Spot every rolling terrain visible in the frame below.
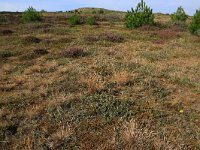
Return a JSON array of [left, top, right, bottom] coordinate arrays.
[[0, 9, 200, 149]]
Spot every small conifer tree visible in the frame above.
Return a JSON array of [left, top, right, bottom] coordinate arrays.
[[189, 9, 200, 35], [171, 6, 187, 24], [125, 0, 154, 29]]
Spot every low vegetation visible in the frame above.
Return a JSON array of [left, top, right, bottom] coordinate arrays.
[[171, 6, 187, 25], [86, 16, 96, 25], [68, 15, 81, 25], [189, 9, 200, 36], [0, 3, 200, 150], [22, 6, 42, 22]]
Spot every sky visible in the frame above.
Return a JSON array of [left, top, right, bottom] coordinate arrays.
[[0, 0, 199, 15]]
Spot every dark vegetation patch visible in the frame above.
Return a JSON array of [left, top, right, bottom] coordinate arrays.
[[55, 37, 73, 44], [22, 36, 41, 44], [61, 47, 87, 58], [33, 48, 48, 55], [4, 124, 18, 136], [1, 29, 14, 35], [20, 48, 48, 60], [0, 50, 15, 59], [101, 32, 125, 43]]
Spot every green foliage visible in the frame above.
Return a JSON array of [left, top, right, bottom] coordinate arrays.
[[22, 7, 41, 22], [86, 16, 96, 25], [92, 10, 97, 14], [189, 9, 200, 36], [125, 0, 154, 29], [171, 6, 187, 24], [98, 9, 104, 14], [68, 15, 80, 25]]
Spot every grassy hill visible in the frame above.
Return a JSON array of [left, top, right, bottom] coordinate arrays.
[[0, 9, 200, 149]]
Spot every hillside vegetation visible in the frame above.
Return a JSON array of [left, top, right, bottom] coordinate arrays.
[[0, 8, 200, 149]]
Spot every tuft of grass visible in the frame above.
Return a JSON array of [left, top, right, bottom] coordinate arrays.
[[68, 15, 81, 26], [101, 32, 124, 43], [22, 36, 41, 44], [1, 29, 14, 35], [61, 47, 87, 58], [140, 50, 170, 62]]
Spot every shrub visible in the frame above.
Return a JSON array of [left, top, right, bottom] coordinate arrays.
[[33, 49, 48, 55], [98, 9, 104, 14], [86, 16, 96, 25], [171, 6, 187, 24], [125, 0, 154, 29], [22, 36, 41, 44], [22, 7, 42, 22], [62, 47, 86, 58], [0, 50, 14, 58], [1, 29, 13, 35], [68, 15, 80, 25], [189, 9, 200, 36], [101, 33, 124, 43], [92, 10, 97, 14]]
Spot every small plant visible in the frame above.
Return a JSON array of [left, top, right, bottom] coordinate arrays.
[[92, 10, 97, 14], [171, 6, 187, 24], [68, 15, 80, 25], [22, 7, 42, 22], [125, 0, 154, 29], [1, 29, 13, 35], [62, 47, 86, 58], [0, 50, 14, 58], [86, 16, 96, 25], [98, 9, 104, 14], [22, 36, 41, 44], [101, 33, 124, 43], [189, 9, 200, 36]]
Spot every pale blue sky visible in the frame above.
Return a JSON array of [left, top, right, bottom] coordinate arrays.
[[0, 0, 199, 15]]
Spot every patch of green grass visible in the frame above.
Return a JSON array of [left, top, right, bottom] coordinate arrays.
[[140, 50, 170, 62], [0, 48, 22, 59]]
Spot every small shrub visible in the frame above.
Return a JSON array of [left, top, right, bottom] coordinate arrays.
[[33, 49, 48, 55], [125, 0, 154, 29], [0, 50, 14, 58], [98, 9, 104, 14], [22, 7, 42, 23], [62, 47, 86, 58], [22, 36, 41, 44], [1, 29, 14, 35], [171, 6, 187, 25], [101, 33, 124, 43], [189, 9, 200, 36], [92, 10, 97, 14], [86, 16, 96, 25], [68, 15, 80, 25], [20, 49, 48, 60]]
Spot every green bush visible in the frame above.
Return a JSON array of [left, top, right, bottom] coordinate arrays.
[[92, 10, 97, 14], [125, 0, 154, 29], [189, 9, 200, 36], [86, 16, 96, 25], [68, 15, 80, 25], [22, 7, 42, 22], [98, 9, 104, 14], [171, 6, 187, 24]]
